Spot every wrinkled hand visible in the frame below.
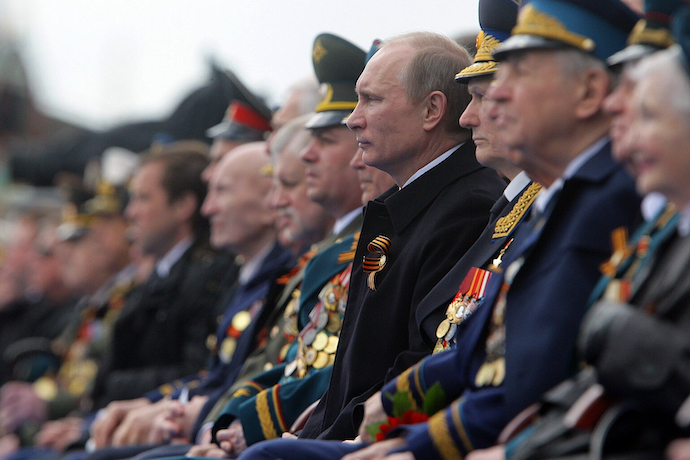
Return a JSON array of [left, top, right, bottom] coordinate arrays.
[[667, 438, 690, 460], [0, 381, 47, 433], [35, 417, 85, 451], [146, 395, 207, 445], [341, 438, 406, 460], [216, 420, 247, 457], [110, 399, 170, 447], [186, 443, 230, 458], [90, 398, 150, 448], [358, 391, 388, 443], [467, 445, 506, 460]]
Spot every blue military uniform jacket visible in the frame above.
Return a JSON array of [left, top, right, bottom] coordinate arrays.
[[376, 141, 642, 459]]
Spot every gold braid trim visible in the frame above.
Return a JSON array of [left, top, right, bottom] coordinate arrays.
[[452, 403, 474, 452], [256, 390, 278, 439], [513, 4, 595, 52], [395, 367, 421, 412], [493, 182, 542, 238], [428, 412, 465, 460]]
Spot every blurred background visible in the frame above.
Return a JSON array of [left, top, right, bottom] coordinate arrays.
[[0, 0, 477, 129]]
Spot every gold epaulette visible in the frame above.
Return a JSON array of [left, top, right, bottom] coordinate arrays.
[[493, 182, 542, 239]]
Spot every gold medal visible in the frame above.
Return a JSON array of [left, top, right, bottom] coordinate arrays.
[[304, 347, 317, 365], [313, 351, 329, 369], [279, 343, 290, 361], [433, 340, 446, 354], [436, 319, 451, 338], [220, 337, 236, 362], [475, 362, 495, 387], [324, 289, 338, 311], [324, 335, 339, 354], [312, 332, 328, 351], [492, 358, 505, 386], [232, 311, 251, 332], [328, 353, 336, 366], [326, 315, 342, 333], [33, 377, 58, 401]]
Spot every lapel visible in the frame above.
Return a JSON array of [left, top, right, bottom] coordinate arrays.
[[415, 181, 536, 334], [385, 142, 483, 234]]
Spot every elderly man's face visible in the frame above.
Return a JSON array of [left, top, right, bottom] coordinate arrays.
[[349, 148, 396, 204], [460, 76, 518, 174], [488, 50, 581, 179], [628, 74, 690, 204], [272, 143, 333, 246], [603, 66, 638, 172], [347, 44, 426, 184]]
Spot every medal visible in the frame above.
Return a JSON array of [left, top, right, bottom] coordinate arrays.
[[324, 335, 339, 354]]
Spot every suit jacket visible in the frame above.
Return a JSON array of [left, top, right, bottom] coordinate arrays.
[[92, 238, 232, 409], [378, 141, 641, 460], [301, 142, 506, 440]]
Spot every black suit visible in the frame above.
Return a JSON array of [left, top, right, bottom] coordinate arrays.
[[301, 142, 506, 440], [92, 239, 232, 409]]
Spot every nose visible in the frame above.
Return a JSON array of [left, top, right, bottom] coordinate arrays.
[[349, 148, 366, 170], [459, 100, 480, 129], [270, 184, 289, 209], [301, 138, 319, 164], [603, 85, 625, 116], [346, 102, 365, 131], [201, 192, 216, 218], [202, 163, 215, 183]]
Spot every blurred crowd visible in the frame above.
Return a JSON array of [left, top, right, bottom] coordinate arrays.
[[3, 0, 690, 459]]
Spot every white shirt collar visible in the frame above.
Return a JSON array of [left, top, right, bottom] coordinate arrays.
[[532, 137, 608, 215], [641, 192, 668, 222], [155, 236, 194, 279], [503, 171, 531, 202], [238, 242, 275, 285], [401, 144, 461, 189], [333, 207, 362, 236]]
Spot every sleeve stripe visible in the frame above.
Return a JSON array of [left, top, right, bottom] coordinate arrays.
[[452, 403, 474, 452], [272, 384, 288, 433], [428, 412, 465, 460]]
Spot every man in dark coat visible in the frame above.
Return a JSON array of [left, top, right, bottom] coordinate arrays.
[[296, 31, 505, 442], [91, 144, 232, 409]]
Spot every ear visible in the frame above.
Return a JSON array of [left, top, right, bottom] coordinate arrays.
[[574, 67, 610, 120], [422, 91, 447, 131], [173, 192, 199, 224]]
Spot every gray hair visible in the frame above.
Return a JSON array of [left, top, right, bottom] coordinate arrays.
[[630, 45, 690, 117], [381, 32, 472, 140], [269, 113, 312, 161], [550, 48, 616, 91], [285, 76, 320, 115]]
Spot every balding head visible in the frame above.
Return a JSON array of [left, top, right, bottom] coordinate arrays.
[[202, 142, 277, 259]]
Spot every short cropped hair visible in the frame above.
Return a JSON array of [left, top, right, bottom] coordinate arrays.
[[382, 32, 473, 140], [140, 141, 210, 235]]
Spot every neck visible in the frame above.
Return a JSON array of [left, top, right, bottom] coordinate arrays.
[[392, 134, 465, 185], [236, 230, 277, 263], [525, 120, 609, 188]]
